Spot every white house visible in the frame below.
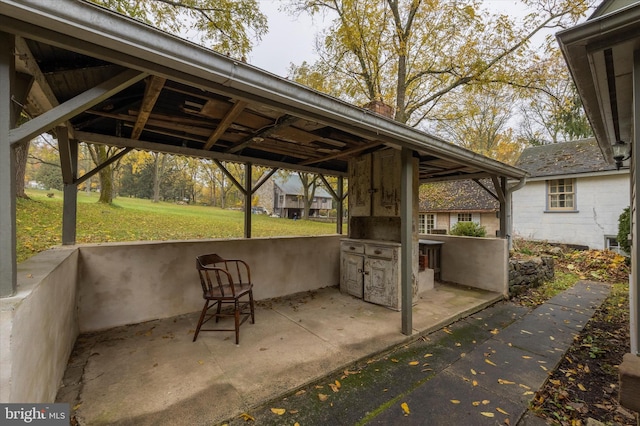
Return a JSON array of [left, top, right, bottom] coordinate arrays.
[[512, 138, 629, 250]]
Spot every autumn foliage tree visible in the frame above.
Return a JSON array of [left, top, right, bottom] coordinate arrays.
[[286, 0, 594, 155]]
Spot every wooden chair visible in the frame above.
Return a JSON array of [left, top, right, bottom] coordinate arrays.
[[194, 253, 255, 344]]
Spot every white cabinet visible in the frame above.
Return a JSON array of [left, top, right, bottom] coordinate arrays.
[[341, 241, 364, 298], [340, 239, 417, 311]]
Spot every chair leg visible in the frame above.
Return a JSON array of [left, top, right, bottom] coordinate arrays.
[[249, 290, 255, 324], [234, 300, 240, 345], [215, 301, 222, 323], [193, 300, 210, 342]]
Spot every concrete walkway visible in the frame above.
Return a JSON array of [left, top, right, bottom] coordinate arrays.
[[56, 283, 503, 425], [219, 280, 610, 425]]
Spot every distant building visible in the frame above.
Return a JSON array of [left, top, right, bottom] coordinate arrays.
[[418, 179, 500, 236], [512, 138, 629, 251], [256, 174, 333, 219]]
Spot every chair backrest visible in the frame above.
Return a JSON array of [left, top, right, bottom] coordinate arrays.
[[196, 253, 252, 297]]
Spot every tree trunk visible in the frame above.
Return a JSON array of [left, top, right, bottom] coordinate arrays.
[[152, 152, 163, 203], [92, 145, 113, 204], [14, 139, 30, 199]]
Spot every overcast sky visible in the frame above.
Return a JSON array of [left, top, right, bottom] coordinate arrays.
[[248, 0, 528, 77]]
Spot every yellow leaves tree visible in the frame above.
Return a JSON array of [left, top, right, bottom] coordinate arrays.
[[431, 84, 523, 164], [89, 0, 268, 58], [288, 0, 593, 126]]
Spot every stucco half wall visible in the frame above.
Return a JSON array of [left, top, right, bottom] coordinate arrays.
[[421, 234, 508, 296], [77, 235, 342, 332], [0, 248, 79, 403]]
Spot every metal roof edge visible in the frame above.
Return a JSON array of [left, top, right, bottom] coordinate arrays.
[[1, 0, 526, 180]]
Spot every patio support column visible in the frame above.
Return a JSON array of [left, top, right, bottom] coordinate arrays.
[[401, 147, 413, 335], [0, 32, 16, 297], [498, 176, 507, 239], [244, 162, 252, 239], [59, 128, 78, 245], [337, 176, 344, 234], [631, 49, 640, 354]]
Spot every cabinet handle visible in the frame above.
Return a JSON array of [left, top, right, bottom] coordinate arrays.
[[349, 246, 356, 250], [374, 249, 382, 255], [363, 270, 370, 275]]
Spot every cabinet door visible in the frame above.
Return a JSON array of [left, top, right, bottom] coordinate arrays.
[[341, 252, 364, 298], [364, 257, 397, 308], [349, 154, 371, 216], [373, 149, 400, 216]]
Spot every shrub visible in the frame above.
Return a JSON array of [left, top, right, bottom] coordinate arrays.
[[450, 221, 486, 237], [617, 206, 630, 254]]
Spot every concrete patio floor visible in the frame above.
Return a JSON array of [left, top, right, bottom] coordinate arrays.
[[55, 284, 503, 425]]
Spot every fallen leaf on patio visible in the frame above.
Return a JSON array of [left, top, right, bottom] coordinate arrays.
[[343, 369, 359, 376], [485, 359, 497, 366], [198, 360, 204, 365], [295, 389, 306, 396], [481, 412, 495, 418], [315, 385, 323, 389], [335, 380, 341, 388], [289, 410, 299, 414], [72, 403, 82, 411], [401, 402, 410, 415], [498, 379, 515, 385], [409, 361, 419, 366], [329, 382, 340, 393], [549, 379, 561, 386], [238, 413, 255, 422], [522, 356, 532, 359], [318, 393, 329, 402], [520, 329, 532, 335], [472, 401, 481, 406], [578, 383, 587, 391], [519, 384, 531, 390], [470, 368, 477, 375], [549, 336, 555, 341], [472, 380, 478, 386], [27, 274, 33, 278], [424, 353, 433, 358], [444, 327, 452, 334], [450, 400, 460, 404], [491, 328, 499, 334], [496, 407, 509, 415], [391, 358, 399, 363], [523, 391, 534, 395], [270, 408, 286, 416], [294, 423, 300, 426], [482, 400, 490, 405], [455, 342, 461, 347], [505, 418, 511, 425], [540, 365, 548, 371]]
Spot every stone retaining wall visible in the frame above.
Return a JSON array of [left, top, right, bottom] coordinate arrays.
[[509, 256, 554, 296]]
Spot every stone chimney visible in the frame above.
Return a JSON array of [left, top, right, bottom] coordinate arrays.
[[362, 99, 395, 119]]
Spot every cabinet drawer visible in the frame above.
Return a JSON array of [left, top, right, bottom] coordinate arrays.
[[365, 244, 395, 258], [341, 242, 364, 254]]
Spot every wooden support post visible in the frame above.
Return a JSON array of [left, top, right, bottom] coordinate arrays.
[[401, 147, 413, 335], [0, 32, 16, 297], [244, 163, 252, 239]]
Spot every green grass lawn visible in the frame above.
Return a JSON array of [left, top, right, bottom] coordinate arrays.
[[16, 189, 338, 263]]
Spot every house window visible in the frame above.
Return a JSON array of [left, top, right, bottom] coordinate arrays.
[[605, 235, 625, 254], [418, 214, 435, 234], [457, 213, 472, 222], [548, 179, 575, 210]]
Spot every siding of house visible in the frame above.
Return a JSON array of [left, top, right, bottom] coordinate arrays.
[[428, 212, 499, 236], [512, 174, 629, 249]]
